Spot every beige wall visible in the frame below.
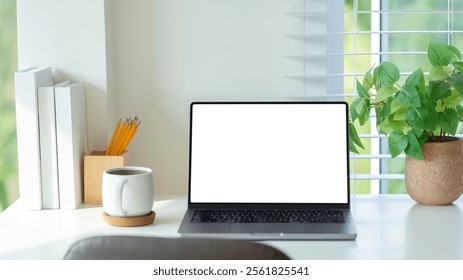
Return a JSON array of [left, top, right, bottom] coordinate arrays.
[[18, 0, 302, 196], [106, 0, 290, 195]]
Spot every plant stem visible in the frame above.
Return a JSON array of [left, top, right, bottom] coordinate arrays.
[[440, 129, 447, 142], [442, 132, 448, 142]]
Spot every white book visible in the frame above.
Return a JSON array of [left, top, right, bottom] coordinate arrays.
[[55, 81, 88, 209], [14, 67, 52, 210], [38, 81, 71, 209]]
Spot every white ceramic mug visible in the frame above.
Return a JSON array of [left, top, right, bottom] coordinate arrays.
[[102, 166, 153, 217]]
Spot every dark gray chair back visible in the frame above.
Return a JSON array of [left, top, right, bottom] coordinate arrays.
[[63, 235, 290, 260]]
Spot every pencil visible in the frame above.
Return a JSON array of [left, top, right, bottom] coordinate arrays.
[[118, 120, 140, 155], [115, 120, 134, 155], [105, 119, 121, 155], [109, 118, 130, 155]]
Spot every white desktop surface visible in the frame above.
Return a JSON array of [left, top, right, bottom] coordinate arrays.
[[0, 195, 462, 260]]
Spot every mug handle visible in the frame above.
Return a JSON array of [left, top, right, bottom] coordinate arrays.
[[114, 178, 127, 215]]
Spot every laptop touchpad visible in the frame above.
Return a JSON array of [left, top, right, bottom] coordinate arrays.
[[231, 224, 304, 233]]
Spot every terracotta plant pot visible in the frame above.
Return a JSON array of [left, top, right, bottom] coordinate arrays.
[[405, 137, 463, 205]]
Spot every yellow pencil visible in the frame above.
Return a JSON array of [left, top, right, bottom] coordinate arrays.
[[116, 120, 134, 155], [105, 119, 121, 155], [109, 118, 130, 155], [118, 120, 140, 155]]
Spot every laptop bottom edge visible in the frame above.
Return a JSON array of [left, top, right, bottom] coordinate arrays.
[[178, 232, 357, 241], [178, 209, 357, 241]]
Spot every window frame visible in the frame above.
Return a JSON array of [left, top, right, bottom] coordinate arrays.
[[287, 0, 463, 195]]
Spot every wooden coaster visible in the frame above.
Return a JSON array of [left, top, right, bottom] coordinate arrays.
[[103, 211, 155, 227]]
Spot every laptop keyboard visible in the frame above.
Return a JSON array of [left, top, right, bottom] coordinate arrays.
[[192, 209, 345, 224]]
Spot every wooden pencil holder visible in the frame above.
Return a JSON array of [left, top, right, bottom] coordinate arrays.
[[83, 150, 128, 205]]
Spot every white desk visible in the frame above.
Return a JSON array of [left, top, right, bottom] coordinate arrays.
[[0, 195, 462, 260]]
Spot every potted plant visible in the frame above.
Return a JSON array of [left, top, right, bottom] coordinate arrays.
[[349, 42, 463, 205]]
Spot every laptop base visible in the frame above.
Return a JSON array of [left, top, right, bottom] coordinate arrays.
[[178, 209, 357, 240]]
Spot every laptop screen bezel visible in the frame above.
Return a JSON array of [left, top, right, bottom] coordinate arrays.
[[187, 101, 351, 210]]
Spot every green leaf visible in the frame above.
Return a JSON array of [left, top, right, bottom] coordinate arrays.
[[390, 98, 407, 114], [375, 85, 398, 102], [404, 133, 424, 160], [446, 45, 461, 60], [437, 108, 459, 135], [423, 106, 438, 131], [406, 107, 429, 129], [388, 131, 409, 158], [356, 79, 370, 99], [350, 98, 363, 121], [435, 101, 445, 112], [457, 104, 463, 115], [363, 71, 374, 91], [406, 68, 424, 86], [406, 68, 426, 98], [373, 66, 381, 90], [443, 89, 463, 108], [447, 72, 463, 97], [396, 84, 421, 107], [435, 82, 452, 99], [456, 105, 463, 121], [421, 97, 437, 109], [379, 117, 406, 134], [410, 127, 423, 137], [349, 138, 360, 154], [392, 107, 408, 121], [429, 81, 452, 100], [358, 99, 370, 126], [375, 98, 391, 118], [417, 133, 430, 145], [352, 98, 370, 126], [406, 107, 437, 133], [378, 62, 400, 86], [428, 66, 449, 81], [349, 123, 364, 150], [452, 61, 463, 72], [428, 42, 452, 66]]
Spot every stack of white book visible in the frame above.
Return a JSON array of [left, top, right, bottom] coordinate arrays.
[[14, 67, 88, 210]]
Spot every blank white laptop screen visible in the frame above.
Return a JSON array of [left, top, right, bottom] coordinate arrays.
[[189, 103, 349, 204]]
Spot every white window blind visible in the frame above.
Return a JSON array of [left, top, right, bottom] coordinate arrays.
[[285, 0, 463, 194]]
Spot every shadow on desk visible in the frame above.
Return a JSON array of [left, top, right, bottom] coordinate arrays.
[[405, 203, 463, 259]]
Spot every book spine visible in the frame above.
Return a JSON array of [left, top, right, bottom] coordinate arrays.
[[38, 85, 60, 209], [55, 82, 88, 209], [14, 67, 52, 210]]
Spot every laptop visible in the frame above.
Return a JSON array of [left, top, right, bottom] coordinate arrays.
[[178, 101, 357, 240]]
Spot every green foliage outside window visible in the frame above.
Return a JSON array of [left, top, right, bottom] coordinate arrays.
[[0, 0, 18, 212]]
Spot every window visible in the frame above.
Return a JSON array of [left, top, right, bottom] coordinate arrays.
[[0, 0, 18, 212], [286, 0, 463, 194]]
